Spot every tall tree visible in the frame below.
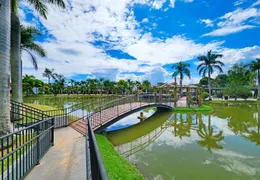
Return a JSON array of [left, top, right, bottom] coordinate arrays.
[[172, 61, 191, 95], [197, 50, 224, 100], [248, 59, 260, 100], [126, 79, 134, 94], [43, 68, 54, 85], [142, 80, 151, 93], [21, 26, 46, 70], [10, 0, 65, 103], [0, 0, 12, 136]]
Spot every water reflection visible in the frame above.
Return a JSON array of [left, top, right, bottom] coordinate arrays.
[[196, 115, 224, 152], [108, 102, 260, 180]]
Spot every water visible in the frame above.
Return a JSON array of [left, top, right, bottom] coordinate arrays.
[[23, 95, 116, 109], [107, 102, 260, 180]]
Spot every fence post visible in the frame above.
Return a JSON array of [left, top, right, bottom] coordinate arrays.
[[100, 106, 102, 126], [51, 117, 55, 146], [130, 97, 132, 110], [117, 101, 119, 116], [36, 123, 40, 165]]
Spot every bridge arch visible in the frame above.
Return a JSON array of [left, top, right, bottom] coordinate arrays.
[[94, 103, 172, 133]]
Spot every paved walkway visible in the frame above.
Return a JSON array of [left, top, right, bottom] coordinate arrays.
[[25, 127, 86, 180]]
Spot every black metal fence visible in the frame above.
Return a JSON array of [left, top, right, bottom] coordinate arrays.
[[2, 101, 54, 180], [42, 96, 122, 128]]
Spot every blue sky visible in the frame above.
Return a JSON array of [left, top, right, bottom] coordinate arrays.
[[20, 0, 260, 85]]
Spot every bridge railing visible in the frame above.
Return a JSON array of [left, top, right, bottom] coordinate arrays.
[[42, 96, 120, 128]]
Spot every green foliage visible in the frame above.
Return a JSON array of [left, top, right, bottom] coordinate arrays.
[[223, 84, 252, 100], [172, 105, 213, 112], [228, 63, 256, 87], [96, 134, 145, 180], [202, 92, 209, 100], [142, 80, 152, 92], [215, 74, 229, 87], [21, 26, 47, 70], [188, 95, 193, 107]]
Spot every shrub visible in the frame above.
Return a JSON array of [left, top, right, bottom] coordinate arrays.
[[223, 84, 252, 100], [202, 92, 209, 100]]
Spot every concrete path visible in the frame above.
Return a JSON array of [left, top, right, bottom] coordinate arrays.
[[25, 127, 86, 180]]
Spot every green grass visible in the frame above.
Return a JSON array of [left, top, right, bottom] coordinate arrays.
[[96, 134, 145, 180], [25, 103, 58, 111], [172, 105, 213, 112], [211, 100, 260, 104]]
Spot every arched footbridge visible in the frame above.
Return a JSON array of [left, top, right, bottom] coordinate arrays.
[[71, 95, 175, 135]]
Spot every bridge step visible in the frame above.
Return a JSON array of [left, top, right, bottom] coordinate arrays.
[[71, 121, 87, 135]]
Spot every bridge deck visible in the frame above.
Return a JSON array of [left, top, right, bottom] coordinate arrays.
[[71, 97, 188, 135]]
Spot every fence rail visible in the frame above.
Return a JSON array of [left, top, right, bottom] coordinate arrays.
[[2, 101, 54, 180]]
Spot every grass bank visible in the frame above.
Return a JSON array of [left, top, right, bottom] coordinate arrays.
[[172, 105, 213, 112], [96, 134, 145, 180]]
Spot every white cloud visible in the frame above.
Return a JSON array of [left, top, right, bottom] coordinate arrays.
[[234, 0, 245, 6], [169, 0, 176, 7], [252, 0, 260, 7], [142, 18, 149, 23], [20, 0, 260, 85], [202, 25, 254, 36], [199, 19, 214, 27], [152, 0, 167, 9], [203, 7, 260, 36], [184, 0, 194, 2]]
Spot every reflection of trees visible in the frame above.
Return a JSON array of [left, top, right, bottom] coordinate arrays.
[[243, 105, 260, 146], [172, 113, 191, 139], [213, 103, 260, 145], [197, 115, 224, 152]]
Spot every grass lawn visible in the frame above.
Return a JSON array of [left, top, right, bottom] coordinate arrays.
[[172, 105, 213, 112], [25, 103, 58, 111], [96, 134, 145, 180], [210, 100, 260, 104]]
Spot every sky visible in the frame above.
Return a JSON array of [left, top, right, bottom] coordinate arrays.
[[20, 0, 260, 85]]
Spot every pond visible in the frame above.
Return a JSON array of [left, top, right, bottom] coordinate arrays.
[[107, 102, 260, 180], [23, 95, 117, 109]]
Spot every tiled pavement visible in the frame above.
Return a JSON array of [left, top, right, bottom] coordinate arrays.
[[25, 127, 86, 180]]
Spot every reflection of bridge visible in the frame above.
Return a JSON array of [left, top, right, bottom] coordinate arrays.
[[115, 125, 167, 158]]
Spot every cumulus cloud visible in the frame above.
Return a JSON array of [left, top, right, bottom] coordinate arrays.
[[20, 0, 260, 85], [199, 19, 214, 27]]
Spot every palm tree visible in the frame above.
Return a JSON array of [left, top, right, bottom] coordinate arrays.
[[135, 81, 141, 91], [197, 115, 224, 152], [248, 59, 260, 100], [126, 79, 134, 95], [10, 0, 65, 103], [117, 80, 127, 95], [43, 68, 54, 86], [197, 50, 224, 100], [21, 26, 46, 70], [0, 0, 12, 136], [172, 61, 191, 96], [142, 80, 151, 94]]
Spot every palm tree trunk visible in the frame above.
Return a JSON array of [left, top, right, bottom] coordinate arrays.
[[180, 79, 182, 97], [0, 0, 12, 136], [208, 71, 212, 100], [257, 69, 260, 100], [11, 13, 22, 103]]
